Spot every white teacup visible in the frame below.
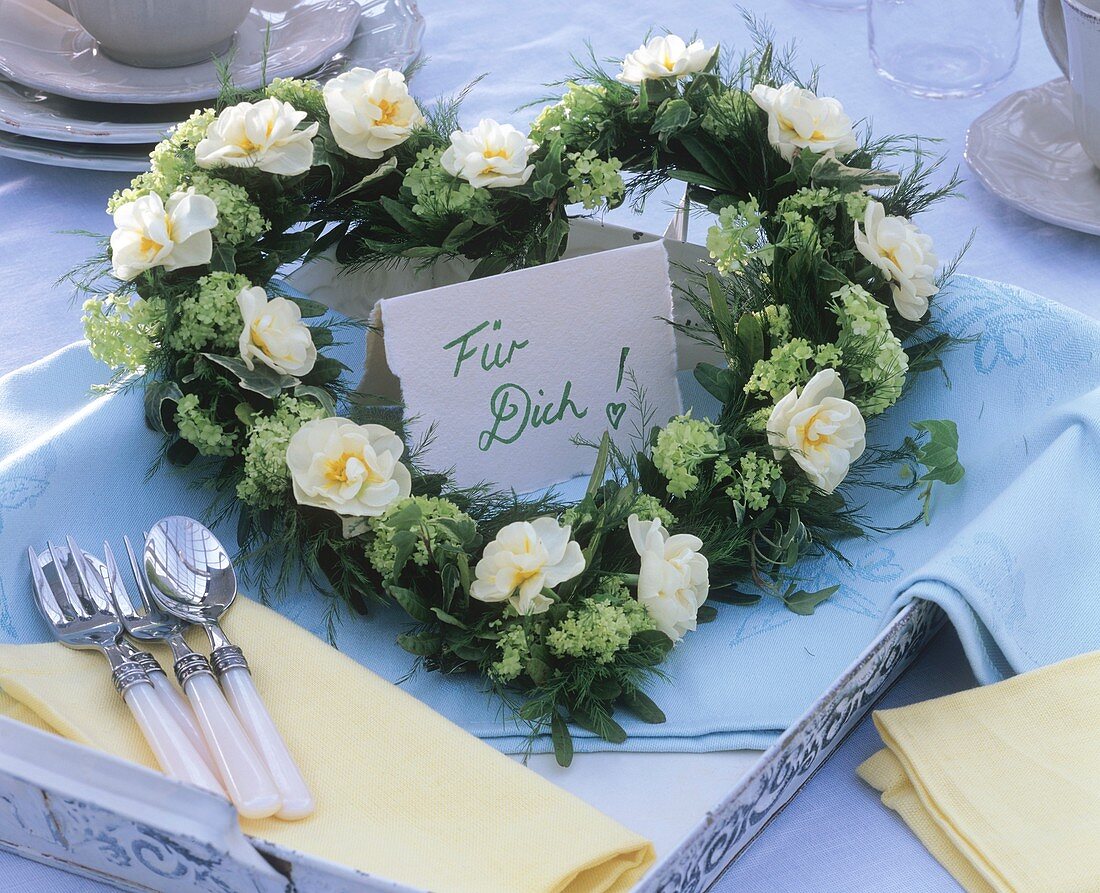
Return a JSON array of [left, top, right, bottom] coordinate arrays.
[[44, 0, 253, 69], [1039, 0, 1100, 168]]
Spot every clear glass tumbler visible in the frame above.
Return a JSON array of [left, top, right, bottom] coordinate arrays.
[[868, 0, 1024, 98]]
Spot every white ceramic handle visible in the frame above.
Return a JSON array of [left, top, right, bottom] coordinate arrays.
[[1038, 0, 1071, 78], [146, 669, 220, 780], [122, 681, 224, 796], [221, 666, 314, 820], [183, 672, 281, 819]]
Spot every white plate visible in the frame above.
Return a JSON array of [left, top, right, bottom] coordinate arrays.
[[965, 78, 1100, 236], [0, 0, 424, 145], [0, 129, 149, 171], [0, 0, 362, 105]]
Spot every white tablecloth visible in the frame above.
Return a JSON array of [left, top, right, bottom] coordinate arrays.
[[0, 0, 1084, 889]]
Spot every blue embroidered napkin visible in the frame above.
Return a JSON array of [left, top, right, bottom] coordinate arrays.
[[1, 275, 1097, 753]]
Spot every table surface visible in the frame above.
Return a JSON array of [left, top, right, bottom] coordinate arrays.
[[0, 0, 1090, 890]]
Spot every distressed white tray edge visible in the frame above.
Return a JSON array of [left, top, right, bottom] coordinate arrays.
[[0, 599, 942, 893], [638, 598, 944, 893]]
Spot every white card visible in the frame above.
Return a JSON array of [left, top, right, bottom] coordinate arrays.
[[377, 239, 684, 491]]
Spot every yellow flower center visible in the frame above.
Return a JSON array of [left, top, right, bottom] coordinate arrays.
[[324, 451, 384, 487], [796, 409, 831, 449], [375, 99, 400, 126], [482, 146, 509, 160], [662, 53, 676, 71], [509, 566, 542, 591], [139, 235, 164, 257]]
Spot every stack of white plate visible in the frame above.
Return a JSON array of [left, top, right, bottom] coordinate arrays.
[[0, 0, 424, 171]]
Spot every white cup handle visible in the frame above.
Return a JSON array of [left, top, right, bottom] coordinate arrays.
[[1039, 0, 1072, 78]]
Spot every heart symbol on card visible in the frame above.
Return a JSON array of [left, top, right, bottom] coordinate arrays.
[[605, 401, 627, 430]]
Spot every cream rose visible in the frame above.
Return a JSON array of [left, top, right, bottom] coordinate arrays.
[[767, 369, 866, 494], [440, 119, 538, 189], [286, 417, 412, 517], [236, 286, 317, 377], [195, 98, 318, 176], [618, 34, 716, 84], [854, 200, 938, 321], [470, 517, 585, 615], [628, 514, 709, 643], [110, 189, 217, 281], [749, 83, 858, 162], [322, 67, 424, 160]]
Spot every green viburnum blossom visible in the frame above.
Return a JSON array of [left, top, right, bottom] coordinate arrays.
[[725, 451, 783, 511], [530, 83, 609, 147], [174, 393, 236, 457], [746, 336, 844, 403], [833, 283, 909, 416], [264, 77, 326, 119], [706, 199, 768, 275], [82, 294, 165, 372], [365, 495, 475, 577], [403, 146, 495, 225], [758, 303, 792, 343], [188, 173, 268, 245], [777, 186, 869, 228], [107, 109, 215, 211], [652, 413, 724, 498], [630, 493, 676, 528], [699, 88, 754, 140], [237, 396, 328, 507], [545, 581, 655, 665], [167, 272, 251, 354], [565, 150, 624, 209], [489, 624, 531, 683]]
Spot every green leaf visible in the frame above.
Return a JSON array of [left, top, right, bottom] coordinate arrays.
[[784, 584, 840, 616], [450, 641, 490, 662], [736, 312, 765, 367], [913, 419, 965, 485], [202, 353, 299, 399], [388, 585, 433, 622], [696, 604, 718, 623], [551, 711, 574, 768], [590, 676, 622, 701], [430, 607, 467, 629], [397, 631, 442, 656], [667, 169, 725, 191], [571, 705, 627, 744], [308, 327, 335, 349], [210, 242, 237, 274], [468, 254, 511, 280], [331, 157, 399, 202], [621, 689, 666, 724], [380, 196, 423, 233], [706, 273, 737, 358], [143, 380, 183, 434], [693, 362, 738, 405], [651, 97, 693, 138], [708, 588, 763, 606], [286, 295, 329, 318], [526, 657, 553, 685], [292, 384, 336, 417], [300, 356, 348, 386], [810, 154, 900, 192], [166, 437, 198, 467]]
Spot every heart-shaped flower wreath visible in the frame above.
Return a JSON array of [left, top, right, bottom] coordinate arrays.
[[78, 28, 964, 765]]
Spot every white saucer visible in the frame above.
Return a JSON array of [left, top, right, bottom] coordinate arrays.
[[965, 78, 1100, 237], [0, 129, 149, 171], [0, 0, 362, 105]]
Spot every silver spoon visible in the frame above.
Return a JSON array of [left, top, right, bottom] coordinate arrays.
[[144, 516, 314, 821]]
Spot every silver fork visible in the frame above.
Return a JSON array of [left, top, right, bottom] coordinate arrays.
[[27, 539, 223, 795], [110, 536, 281, 820], [103, 539, 219, 780]]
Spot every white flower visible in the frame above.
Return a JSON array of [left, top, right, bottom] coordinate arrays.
[[109, 189, 217, 281], [470, 518, 585, 615], [853, 200, 939, 321], [767, 369, 866, 494], [440, 119, 538, 189], [628, 514, 709, 643], [236, 286, 317, 377], [749, 83, 858, 162], [322, 67, 424, 160], [195, 98, 318, 176], [286, 417, 412, 517], [618, 34, 716, 84]]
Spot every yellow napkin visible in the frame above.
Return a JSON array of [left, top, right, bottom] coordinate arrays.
[[857, 651, 1100, 893], [0, 599, 654, 893]]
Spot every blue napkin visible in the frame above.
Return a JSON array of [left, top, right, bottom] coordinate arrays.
[[1, 275, 1097, 753]]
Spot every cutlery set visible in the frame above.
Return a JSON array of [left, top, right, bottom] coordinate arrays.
[[27, 516, 313, 820]]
